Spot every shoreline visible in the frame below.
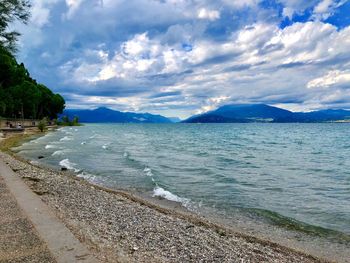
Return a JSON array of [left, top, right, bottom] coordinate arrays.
[[0, 130, 346, 262]]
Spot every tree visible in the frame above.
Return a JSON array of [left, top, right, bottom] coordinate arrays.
[[37, 117, 47, 132], [0, 46, 18, 87], [0, 2, 66, 121], [72, 116, 79, 125], [0, 0, 31, 52], [11, 80, 41, 118], [0, 46, 66, 119]]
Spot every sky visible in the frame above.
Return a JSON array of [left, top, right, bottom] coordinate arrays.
[[15, 0, 350, 119]]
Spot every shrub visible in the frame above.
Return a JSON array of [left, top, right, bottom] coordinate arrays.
[[37, 117, 47, 132]]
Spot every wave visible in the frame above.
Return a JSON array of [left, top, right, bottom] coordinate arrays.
[[248, 208, 350, 241], [52, 150, 64, 156], [30, 160, 39, 165], [60, 136, 73, 141], [143, 167, 153, 177], [59, 159, 80, 172], [153, 186, 190, 207], [45, 144, 57, 149], [89, 134, 101, 139], [77, 171, 97, 182]]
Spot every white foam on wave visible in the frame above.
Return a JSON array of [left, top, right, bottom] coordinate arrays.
[[89, 134, 97, 139], [77, 171, 97, 182], [102, 144, 108, 149], [45, 144, 57, 149], [52, 150, 64, 156], [60, 136, 73, 141], [153, 186, 190, 207], [143, 167, 153, 177], [59, 159, 80, 172], [30, 160, 39, 165], [123, 152, 129, 158]]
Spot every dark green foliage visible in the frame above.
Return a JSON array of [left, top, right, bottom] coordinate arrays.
[[37, 117, 47, 132], [0, 0, 64, 120], [0, 46, 65, 119], [0, 0, 31, 53], [58, 115, 81, 126]]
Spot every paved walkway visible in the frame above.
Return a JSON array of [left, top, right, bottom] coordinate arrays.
[[0, 158, 98, 263], [0, 176, 55, 262]]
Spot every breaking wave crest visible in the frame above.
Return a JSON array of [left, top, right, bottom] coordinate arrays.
[[52, 150, 64, 156], [59, 158, 80, 172], [45, 144, 57, 149], [153, 186, 190, 207], [60, 136, 73, 141]]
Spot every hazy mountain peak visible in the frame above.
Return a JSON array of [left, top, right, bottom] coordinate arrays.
[[184, 104, 350, 123], [63, 107, 172, 123]]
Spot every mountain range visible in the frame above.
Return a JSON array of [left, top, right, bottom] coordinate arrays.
[[63, 107, 173, 123], [183, 104, 350, 123], [63, 104, 350, 124]]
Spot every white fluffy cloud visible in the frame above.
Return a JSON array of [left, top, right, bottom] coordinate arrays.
[[307, 70, 350, 89], [197, 8, 220, 21], [312, 0, 347, 20], [57, 19, 350, 116], [30, 0, 60, 27], [279, 0, 319, 18], [14, 0, 350, 117], [65, 0, 86, 19]]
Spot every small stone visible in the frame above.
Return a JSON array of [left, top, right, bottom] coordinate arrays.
[[132, 246, 139, 251]]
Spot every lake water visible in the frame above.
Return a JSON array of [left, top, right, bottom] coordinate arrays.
[[15, 123, 350, 248]]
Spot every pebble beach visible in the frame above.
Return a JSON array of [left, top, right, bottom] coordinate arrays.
[[0, 147, 329, 263]]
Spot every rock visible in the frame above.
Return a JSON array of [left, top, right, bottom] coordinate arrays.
[[33, 189, 49, 196], [22, 176, 41, 182], [38, 156, 45, 159], [61, 167, 68, 171]]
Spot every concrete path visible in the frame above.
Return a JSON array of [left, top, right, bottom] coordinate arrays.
[[0, 159, 98, 263], [0, 176, 55, 262]]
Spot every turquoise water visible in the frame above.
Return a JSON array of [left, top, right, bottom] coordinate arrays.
[[16, 123, 350, 238]]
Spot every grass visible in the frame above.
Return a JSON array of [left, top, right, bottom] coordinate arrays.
[[0, 133, 40, 153]]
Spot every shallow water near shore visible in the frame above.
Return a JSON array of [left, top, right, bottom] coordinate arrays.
[[15, 123, 350, 257]]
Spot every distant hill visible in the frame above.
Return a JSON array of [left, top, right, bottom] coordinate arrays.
[[168, 117, 182, 123], [62, 107, 173, 123], [183, 104, 350, 123]]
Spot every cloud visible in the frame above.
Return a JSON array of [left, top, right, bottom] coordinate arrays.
[[312, 0, 348, 20], [30, 0, 61, 27], [278, 0, 319, 18], [197, 8, 220, 21], [307, 70, 350, 89], [65, 0, 86, 19], [13, 0, 350, 118]]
